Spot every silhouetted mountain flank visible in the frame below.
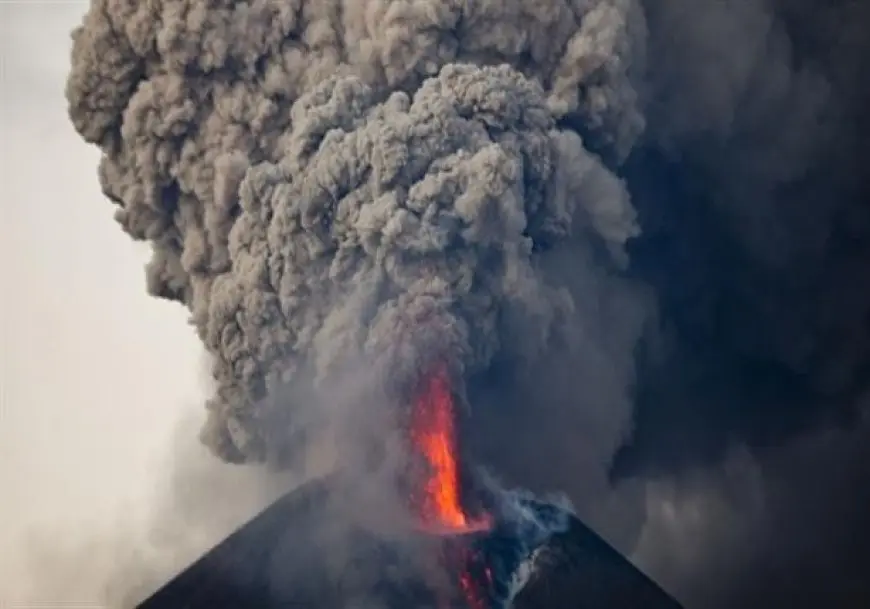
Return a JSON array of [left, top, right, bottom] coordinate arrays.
[[138, 477, 683, 609]]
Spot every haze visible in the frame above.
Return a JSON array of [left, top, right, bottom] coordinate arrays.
[[1, 3, 202, 602]]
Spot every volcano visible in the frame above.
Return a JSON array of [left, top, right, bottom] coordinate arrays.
[[138, 365, 685, 608], [136, 475, 684, 609]]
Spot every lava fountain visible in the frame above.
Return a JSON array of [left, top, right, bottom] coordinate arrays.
[[409, 363, 493, 608]]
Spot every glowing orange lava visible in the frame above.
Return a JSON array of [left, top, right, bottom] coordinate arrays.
[[410, 363, 492, 608], [410, 363, 470, 530]]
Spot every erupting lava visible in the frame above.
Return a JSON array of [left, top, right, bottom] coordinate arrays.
[[411, 363, 474, 530], [410, 363, 493, 608]]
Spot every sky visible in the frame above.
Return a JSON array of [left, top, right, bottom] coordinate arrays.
[[1, 1, 206, 601]]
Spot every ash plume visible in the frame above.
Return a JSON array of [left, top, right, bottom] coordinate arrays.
[[66, 0, 641, 467], [66, 1, 870, 608]]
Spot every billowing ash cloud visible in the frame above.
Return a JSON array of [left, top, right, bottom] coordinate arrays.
[[66, 0, 642, 467], [202, 64, 638, 462], [66, 0, 870, 607]]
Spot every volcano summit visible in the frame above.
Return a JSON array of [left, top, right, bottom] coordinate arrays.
[[137, 476, 684, 609]]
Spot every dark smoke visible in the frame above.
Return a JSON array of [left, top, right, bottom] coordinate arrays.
[[66, 1, 870, 608], [616, 1, 870, 606], [634, 411, 870, 609]]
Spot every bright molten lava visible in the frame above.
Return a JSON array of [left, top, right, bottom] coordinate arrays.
[[410, 363, 470, 530], [410, 363, 492, 608]]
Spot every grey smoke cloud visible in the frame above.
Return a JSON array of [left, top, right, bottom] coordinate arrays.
[[65, 0, 870, 607], [66, 0, 643, 468], [198, 63, 637, 462]]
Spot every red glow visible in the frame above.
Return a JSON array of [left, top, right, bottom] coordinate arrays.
[[409, 363, 492, 608], [459, 560, 493, 609], [410, 363, 469, 529]]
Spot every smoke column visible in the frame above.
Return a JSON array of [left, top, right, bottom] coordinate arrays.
[[66, 1, 870, 607], [66, 0, 641, 465]]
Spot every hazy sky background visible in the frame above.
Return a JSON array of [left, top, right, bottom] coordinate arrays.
[[1, 2, 206, 600]]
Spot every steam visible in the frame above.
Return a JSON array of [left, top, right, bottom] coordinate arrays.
[[65, 0, 870, 608]]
